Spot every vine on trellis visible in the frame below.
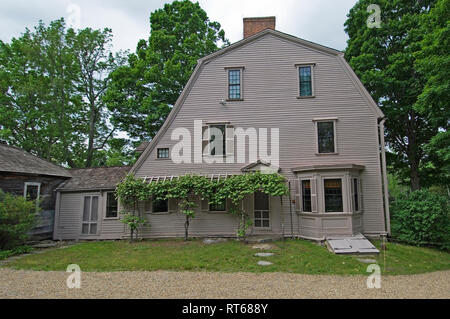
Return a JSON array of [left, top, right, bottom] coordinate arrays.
[[115, 172, 289, 240]]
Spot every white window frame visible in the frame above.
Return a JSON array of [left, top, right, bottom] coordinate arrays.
[[24, 182, 41, 213], [296, 63, 315, 98], [225, 67, 244, 101], [313, 118, 338, 155]]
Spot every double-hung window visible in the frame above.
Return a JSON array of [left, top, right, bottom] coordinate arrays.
[[297, 64, 314, 97], [324, 179, 343, 212], [105, 192, 118, 218], [301, 180, 312, 212], [228, 69, 242, 100], [315, 120, 337, 154], [209, 124, 226, 156], [153, 198, 169, 213]]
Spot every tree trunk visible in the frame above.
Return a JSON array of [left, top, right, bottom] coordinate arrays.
[[410, 161, 421, 191], [85, 100, 97, 168], [184, 216, 189, 241]]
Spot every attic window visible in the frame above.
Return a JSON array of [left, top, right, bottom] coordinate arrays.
[[157, 148, 169, 159]]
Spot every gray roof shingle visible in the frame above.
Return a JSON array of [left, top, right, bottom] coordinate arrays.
[[57, 166, 131, 191], [0, 143, 71, 177]]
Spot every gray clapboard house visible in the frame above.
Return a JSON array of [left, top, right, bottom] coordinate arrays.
[[54, 17, 390, 241]]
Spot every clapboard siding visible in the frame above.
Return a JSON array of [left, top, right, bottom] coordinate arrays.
[[54, 191, 124, 240], [133, 32, 386, 238]]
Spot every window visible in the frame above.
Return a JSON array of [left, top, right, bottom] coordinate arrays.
[[209, 200, 226, 212], [353, 178, 359, 212], [24, 182, 40, 201], [157, 148, 169, 159], [153, 198, 168, 213], [301, 180, 312, 212], [298, 65, 313, 97], [82, 195, 99, 235], [254, 191, 270, 228], [209, 124, 226, 156], [324, 179, 343, 212], [317, 121, 335, 153], [228, 69, 241, 100], [106, 192, 118, 218]]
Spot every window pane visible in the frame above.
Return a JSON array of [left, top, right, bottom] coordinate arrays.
[[89, 223, 97, 235], [90, 196, 98, 221], [228, 70, 240, 84], [324, 179, 343, 212], [153, 199, 168, 213], [254, 220, 261, 227], [254, 192, 269, 210], [81, 223, 89, 234], [302, 180, 312, 212], [262, 211, 269, 219], [299, 66, 312, 96], [106, 193, 118, 218], [317, 122, 335, 153], [26, 185, 39, 201], [254, 211, 261, 218], [262, 220, 270, 227], [353, 178, 359, 211], [83, 197, 91, 222]]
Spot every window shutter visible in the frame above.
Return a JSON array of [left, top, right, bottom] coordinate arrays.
[[201, 198, 209, 211], [310, 178, 318, 213], [225, 124, 234, 158], [294, 179, 301, 212], [202, 125, 209, 156]]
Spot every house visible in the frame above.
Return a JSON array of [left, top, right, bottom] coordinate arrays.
[[53, 166, 130, 240], [53, 17, 390, 241], [0, 142, 71, 238]]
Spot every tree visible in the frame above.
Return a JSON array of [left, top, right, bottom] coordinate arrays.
[[0, 19, 125, 167], [105, 0, 229, 141], [344, 0, 441, 190], [414, 0, 450, 189]]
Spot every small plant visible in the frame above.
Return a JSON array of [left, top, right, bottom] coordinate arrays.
[[0, 245, 33, 260], [120, 213, 147, 242]]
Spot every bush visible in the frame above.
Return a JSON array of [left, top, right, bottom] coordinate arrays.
[[0, 245, 33, 260], [391, 189, 450, 249], [0, 190, 37, 250]]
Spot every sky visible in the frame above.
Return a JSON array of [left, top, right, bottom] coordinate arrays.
[[0, 0, 359, 53]]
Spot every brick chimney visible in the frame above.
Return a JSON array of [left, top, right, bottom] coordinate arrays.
[[243, 16, 276, 39]]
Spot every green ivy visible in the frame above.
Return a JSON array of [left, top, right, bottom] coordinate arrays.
[[116, 172, 289, 239]]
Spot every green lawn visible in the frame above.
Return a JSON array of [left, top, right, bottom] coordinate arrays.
[[2, 239, 449, 275]]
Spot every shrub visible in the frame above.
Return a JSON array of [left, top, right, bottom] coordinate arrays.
[[391, 189, 450, 249], [0, 190, 37, 250], [0, 245, 33, 260]]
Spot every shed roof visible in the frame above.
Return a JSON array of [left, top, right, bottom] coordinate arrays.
[[0, 143, 71, 178], [56, 166, 131, 192]]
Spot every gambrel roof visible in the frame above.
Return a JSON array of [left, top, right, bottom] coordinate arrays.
[[131, 29, 384, 174]]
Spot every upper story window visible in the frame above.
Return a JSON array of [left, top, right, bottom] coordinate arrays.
[[296, 64, 314, 98], [209, 124, 226, 156], [157, 148, 169, 159], [324, 179, 343, 212], [314, 119, 337, 154], [228, 69, 242, 100], [106, 192, 118, 218]]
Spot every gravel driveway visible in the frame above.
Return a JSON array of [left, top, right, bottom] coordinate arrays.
[[1, 268, 449, 298]]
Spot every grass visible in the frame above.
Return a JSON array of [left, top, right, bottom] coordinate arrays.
[[2, 238, 449, 275]]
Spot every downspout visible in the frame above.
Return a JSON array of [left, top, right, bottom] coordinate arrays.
[[379, 118, 391, 235]]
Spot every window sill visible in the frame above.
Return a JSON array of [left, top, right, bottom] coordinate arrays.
[[226, 98, 244, 102], [297, 211, 360, 217], [207, 210, 228, 214], [315, 152, 339, 156], [155, 158, 171, 160], [104, 217, 119, 220], [297, 95, 315, 99], [145, 212, 169, 215]]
